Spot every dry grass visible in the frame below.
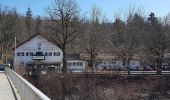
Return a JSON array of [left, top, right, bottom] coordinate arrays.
[[24, 72, 170, 100]]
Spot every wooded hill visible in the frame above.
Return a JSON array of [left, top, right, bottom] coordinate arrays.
[[1, 0, 170, 69]]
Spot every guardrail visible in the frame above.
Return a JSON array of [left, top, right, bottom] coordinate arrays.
[[121, 71, 170, 75], [5, 67, 51, 100], [76, 71, 170, 75], [126, 71, 170, 75]]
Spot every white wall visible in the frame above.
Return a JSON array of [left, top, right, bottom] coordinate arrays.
[[98, 60, 140, 69], [14, 35, 63, 67], [67, 60, 86, 72]]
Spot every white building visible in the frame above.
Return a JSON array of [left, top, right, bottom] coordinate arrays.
[[98, 59, 140, 70], [13, 34, 63, 71], [66, 54, 86, 72], [13, 34, 87, 73], [80, 54, 140, 71]]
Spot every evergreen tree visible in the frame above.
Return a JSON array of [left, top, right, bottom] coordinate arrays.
[[148, 12, 157, 26], [25, 7, 33, 37]]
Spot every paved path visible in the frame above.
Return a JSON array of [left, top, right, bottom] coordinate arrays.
[[0, 71, 16, 100]]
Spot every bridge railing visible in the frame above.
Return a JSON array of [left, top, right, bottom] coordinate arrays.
[[5, 67, 51, 100]]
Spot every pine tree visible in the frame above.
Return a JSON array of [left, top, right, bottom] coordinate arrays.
[[25, 7, 33, 37]]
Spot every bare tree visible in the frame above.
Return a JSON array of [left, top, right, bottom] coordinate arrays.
[[0, 7, 18, 62], [84, 5, 103, 73], [35, 15, 42, 34], [146, 12, 170, 74], [111, 13, 144, 81], [47, 0, 81, 72], [111, 17, 127, 80]]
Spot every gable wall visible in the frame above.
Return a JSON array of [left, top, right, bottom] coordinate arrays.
[[14, 35, 63, 66]]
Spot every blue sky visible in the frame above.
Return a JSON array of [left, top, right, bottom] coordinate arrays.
[[0, 0, 170, 21]]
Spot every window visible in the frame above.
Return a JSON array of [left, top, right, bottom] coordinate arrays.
[[54, 52, 60, 56], [26, 52, 33, 56], [77, 62, 83, 66], [80, 62, 83, 66], [17, 52, 24, 56], [36, 52, 43, 56], [77, 62, 80, 66], [73, 62, 76, 66], [45, 52, 52, 56]]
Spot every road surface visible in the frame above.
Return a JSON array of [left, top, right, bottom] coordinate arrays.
[[0, 71, 19, 100]]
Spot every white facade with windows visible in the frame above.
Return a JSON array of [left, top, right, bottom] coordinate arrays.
[[98, 60, 140, 70], [13, 34, 87, 72], [13, 34, 63, 68], [67, 60, 86, 72]]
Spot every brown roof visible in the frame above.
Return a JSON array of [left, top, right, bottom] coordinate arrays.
[[12, 33, 59, 50]]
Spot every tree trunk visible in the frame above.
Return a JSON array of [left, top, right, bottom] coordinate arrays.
[[123, 58, 127, 88], [92, 62, 94, 74], [127, 59, 130, 75], [62, 50, 67, 73], [159, 54, 163, 74], [157, 53, 163, 75], [90, 50, 95, 74]]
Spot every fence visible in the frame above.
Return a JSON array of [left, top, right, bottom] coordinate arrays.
[[120, 71, 170, 75], [5, 67, 51, 100], [79, 71, 170, 75]]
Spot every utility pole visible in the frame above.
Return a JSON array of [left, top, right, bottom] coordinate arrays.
[[1, 47, 3, 64], [14, 36, 17, 71]]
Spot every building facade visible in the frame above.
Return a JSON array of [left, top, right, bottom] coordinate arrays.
[[66, 54, 86, 72], [13, 34, 87, 73], [80, 54, 140, 71], [13, 34, 63, 71]]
